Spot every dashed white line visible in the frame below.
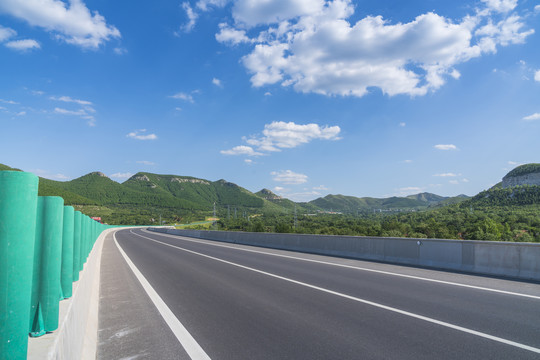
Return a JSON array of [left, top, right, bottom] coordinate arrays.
[[139, 229, 540, 301], [113, 232, 211, 360], [130, 230, 540, 355]]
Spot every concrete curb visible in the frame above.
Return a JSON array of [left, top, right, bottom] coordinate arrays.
[[27, 227, 116, 360]]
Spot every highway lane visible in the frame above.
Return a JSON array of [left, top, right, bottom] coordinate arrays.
[[108, 228, 540, 359]]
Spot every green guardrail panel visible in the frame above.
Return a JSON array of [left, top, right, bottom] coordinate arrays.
[[73, 211, 82, 281], [61, 206, 74, 299], [0, 171, 39, 360], [29, 196, 64, 336]]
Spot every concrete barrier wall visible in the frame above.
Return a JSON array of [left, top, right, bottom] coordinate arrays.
[[148, 228, 540, 282]]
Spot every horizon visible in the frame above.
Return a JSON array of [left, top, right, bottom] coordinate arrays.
[[1, 0, 539, 201], [1, 161, 502, 201]]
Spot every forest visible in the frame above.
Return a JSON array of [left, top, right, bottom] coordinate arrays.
[[212, 202, 540, 242]]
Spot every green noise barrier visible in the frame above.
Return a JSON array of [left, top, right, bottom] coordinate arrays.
[[73, 211, 82, 281], [0, 169, 110, 359], [61, 206, 75, 299], [0, 171, 39, 360], [29, 196, 65, 336], [80, 216, 86, 271]]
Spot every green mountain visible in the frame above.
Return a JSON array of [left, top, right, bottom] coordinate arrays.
[[308, 192, 459, 212], [255, 188, 317, 213]]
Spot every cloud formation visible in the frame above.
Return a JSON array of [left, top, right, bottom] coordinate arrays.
[[535, 70, 540, 82], [220, 145, 263, 156], [212, 0, 534, 98], [4, 39, 40, 51], [110, 172, 134, 180], [434, 144, 458, 150], [127, 129, 158, 140], [54, 106, 95, 126], [51, 95, 93, 106], [523, 113, 540, 121], [169, 92, 195, 103], [433, 173, 459, 177], [271, 170, 308, 184], [0, 0, 120, 49], [221, 121, 340, 156], [0, 25, 16, 41]]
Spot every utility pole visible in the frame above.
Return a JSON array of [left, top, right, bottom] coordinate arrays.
[[294, 204, 297, 231], [228, 205, 230, 220], [213, 202, 217, 230]]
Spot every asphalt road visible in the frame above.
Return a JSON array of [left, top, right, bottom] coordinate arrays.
[[98, 228, 540, 360]]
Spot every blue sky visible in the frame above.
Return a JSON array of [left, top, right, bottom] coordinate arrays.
[[0, 0, 539, 201]]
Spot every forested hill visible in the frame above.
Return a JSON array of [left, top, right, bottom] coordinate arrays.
[[308, 192, 469, 212], [2, 162, 540, 226]]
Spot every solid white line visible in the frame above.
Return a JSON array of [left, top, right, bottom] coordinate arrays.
[[113, 232, 211, 360], [131, 230, 540, 355], [139, 229, 540, 301]]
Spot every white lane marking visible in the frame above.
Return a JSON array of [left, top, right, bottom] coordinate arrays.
[[139, 229, 540, 301], [130, 230, 540, 355], [113, 232, 211, 360]]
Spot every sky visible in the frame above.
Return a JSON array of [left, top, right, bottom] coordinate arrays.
[[0, 0, 539, 202]]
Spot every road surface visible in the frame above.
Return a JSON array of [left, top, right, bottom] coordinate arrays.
[[97, 228, 540, 359]]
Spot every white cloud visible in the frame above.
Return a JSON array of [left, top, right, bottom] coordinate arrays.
[[0, 0, 120, 49], [535, 70, 540, 82], [396, 186, 425, 196], [212, 78, 223, 87], [271, 170, 308, 184], [399, 122, 406, 127], [245, 121, 341, 152], [196, 0, 229, 11], [127, 129, 158, 140], [233, 0, 325, 27], [313, 185, 328, 190], [264, 92, 272, 96], [535, 5, 540, 14], [54, 107, 86, 116], [54, 107, 95, 126], [434, 144, 458, 150], [216, 0, 533, 98], [110, 172, 134, 180], [0, 99, 19, 105], [5, 39, 40, 51], [273, 186, 286, 192], [244, 159, 254, 165], [220, 145, 264, 156], [475, 15, 534, 52], [462, 178, 470, 183], [403, 160, 413, 164], [433, 173, 459, 177], [0, 25, 16, 41], [481, 0, 517, 13], [170, 92, 195, 103], [523, 113, 540, 121], [449, 180, 460, 185], [16, 111, 26, 116], [114, 47, 127, 55], [216, 23, 252, 45], [181, 2, 198, 32], [51, 95, 92, 106], [137, 160, 155, 166], [32, 169, 69, 180]]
